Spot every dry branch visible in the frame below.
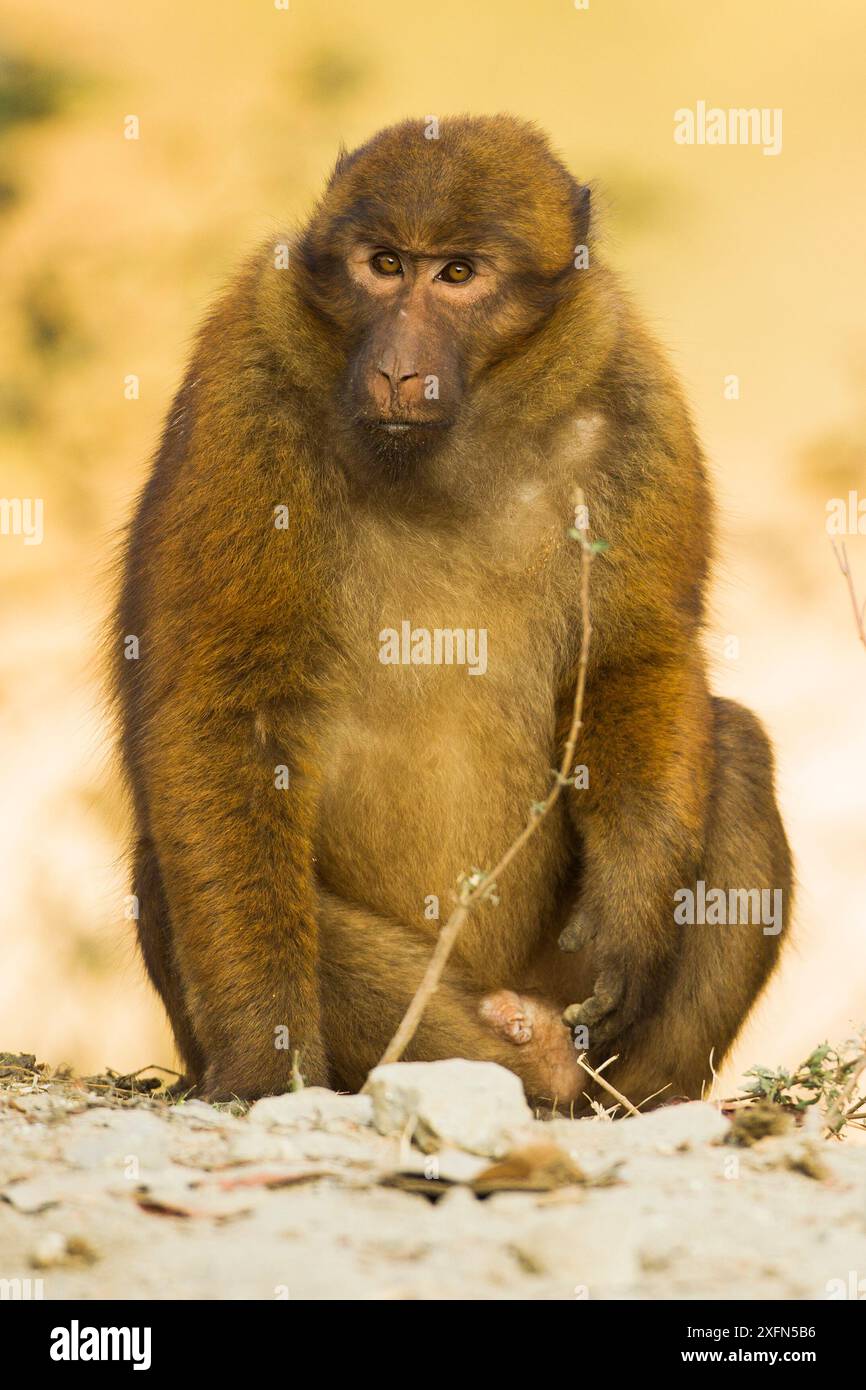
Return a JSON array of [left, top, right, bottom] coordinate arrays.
[[574, 1051, 641, 1117]]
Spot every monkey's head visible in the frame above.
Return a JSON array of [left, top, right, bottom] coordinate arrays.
[[275, 116, 599, 476]]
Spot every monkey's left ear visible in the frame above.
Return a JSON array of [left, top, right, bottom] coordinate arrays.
[[327, 144, 353, 187], [571, 182, 591, 247]]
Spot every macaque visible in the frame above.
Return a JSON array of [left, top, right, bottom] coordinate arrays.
[[116, 115, 791, 1107]]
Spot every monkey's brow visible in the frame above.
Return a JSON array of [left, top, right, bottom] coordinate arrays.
[[368, 242, 492, 265]]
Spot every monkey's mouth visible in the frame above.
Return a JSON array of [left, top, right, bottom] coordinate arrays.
[[361, 417, 453, 435], [348, 415, 455, 469]]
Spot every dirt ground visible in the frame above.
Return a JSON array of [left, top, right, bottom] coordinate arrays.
[[2, 1057, 866, 1302]]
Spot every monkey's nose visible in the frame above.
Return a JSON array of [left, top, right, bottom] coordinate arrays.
[[376, 360, 419, 388]]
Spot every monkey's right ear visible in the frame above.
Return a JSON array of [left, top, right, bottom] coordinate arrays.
[[571, 182, 591, 247]]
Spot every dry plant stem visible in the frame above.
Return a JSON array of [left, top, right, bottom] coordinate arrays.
[[379, 493, 595, 1067], [636, 1082, 673, 1110], [126, 1064, 182, 1080], [575, 1051, 641, 1117], [831, 539, 866, 651], [824, 1050, 866, 1137]]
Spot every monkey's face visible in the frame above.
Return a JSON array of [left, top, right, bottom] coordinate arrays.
[[318, 230, 538, 471], [341, 241, 498, 454], [288, 115, 593, 474]]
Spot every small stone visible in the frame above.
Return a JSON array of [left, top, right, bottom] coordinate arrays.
[[248, 1088, 373, 1130], [363, 1060, 532, 1157], [30, 1232, 98, 1269], [30, 1231, 68, 1268]]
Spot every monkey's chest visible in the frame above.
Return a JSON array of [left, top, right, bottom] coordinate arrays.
[[313, 610, 573, 965]]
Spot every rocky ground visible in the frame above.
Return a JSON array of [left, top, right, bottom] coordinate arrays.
[[1, 1055, 865, 1301]]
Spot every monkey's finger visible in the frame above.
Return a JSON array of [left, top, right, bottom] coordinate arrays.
[[561, 993, 612, 1030]]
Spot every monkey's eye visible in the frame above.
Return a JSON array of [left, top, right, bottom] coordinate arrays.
[[370, 251, 403, 277], [436, 260, 474, 284]]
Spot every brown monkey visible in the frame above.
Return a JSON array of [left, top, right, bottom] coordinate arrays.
[[116, 115, 791, 1106]]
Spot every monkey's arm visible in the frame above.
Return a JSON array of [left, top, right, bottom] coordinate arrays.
[[142, 697, 328, 1099], [119, 285, 336, 1099], [559, 654, 712, 1052]]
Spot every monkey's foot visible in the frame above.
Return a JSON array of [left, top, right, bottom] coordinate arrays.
[[479, 989, 535, 1043], [480, 989, 582, 1102]]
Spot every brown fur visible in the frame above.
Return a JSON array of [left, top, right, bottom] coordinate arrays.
[[115, 116, 792, 1105]]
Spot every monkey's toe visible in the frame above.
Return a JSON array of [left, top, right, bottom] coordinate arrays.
[[479, 989, 534, 1044]]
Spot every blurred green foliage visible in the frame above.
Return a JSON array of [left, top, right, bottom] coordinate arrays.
[[0, 52, 68, 135], [296, 44, 369, 108]]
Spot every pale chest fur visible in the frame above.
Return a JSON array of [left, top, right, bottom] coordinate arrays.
[[313, 461, 589, 976]]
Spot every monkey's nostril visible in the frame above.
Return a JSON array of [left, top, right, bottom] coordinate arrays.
[[376, 362, 418, 386]]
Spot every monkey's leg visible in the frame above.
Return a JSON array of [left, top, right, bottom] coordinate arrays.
[[146, 711, 328, 1100], [559, 656, 711, 1056], [132, 837, 205, 1087], [587, 697, 792, 1102], [317, 891, 582, 1105]]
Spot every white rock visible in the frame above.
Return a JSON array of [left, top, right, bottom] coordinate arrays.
[[363, 1060, 532, 1157], [545, 1101, 729, 1165], [248, 1088, 373, 1130], [622, 1101, 729, 1151]]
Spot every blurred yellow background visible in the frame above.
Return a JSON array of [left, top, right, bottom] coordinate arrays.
[[1, 0, 864, 1089]]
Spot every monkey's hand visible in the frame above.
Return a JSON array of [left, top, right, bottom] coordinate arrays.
[[558, 973, 633, 1045], [558, 910, 647, 1045], [557, 909, 597, 953]]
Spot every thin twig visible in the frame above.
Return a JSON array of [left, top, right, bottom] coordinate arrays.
[[635, 1082, 673, 1110], [574, 1051, 641, 1117], [831, 539, 866, 650], [378, 490, 597, 1066], [124, 1064, 183, 1080]]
